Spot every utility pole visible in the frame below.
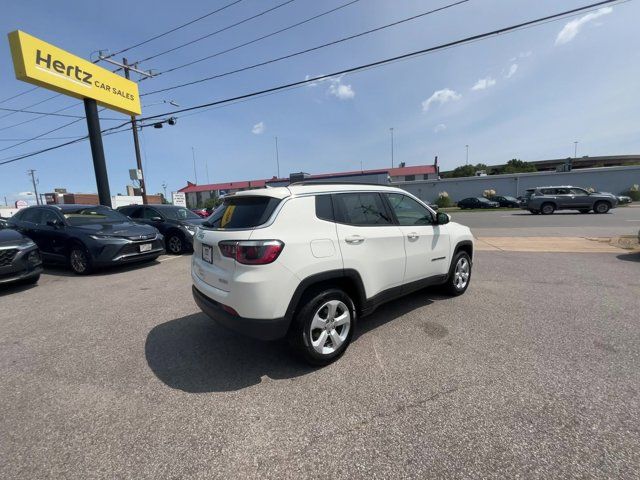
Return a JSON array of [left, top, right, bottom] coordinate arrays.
[[192, 147, 198, 184], [161, 182, 168, 202], [465, 144, 469, 166], [390, 128, 394, 168], [574, 141, 578, 158], [123, 58, 147, 204], [27, 169, 40, 205], [205, 160, 210, 184], [275, 136, 280, 178]]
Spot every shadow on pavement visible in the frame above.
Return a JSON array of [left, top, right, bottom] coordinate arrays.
[[145, 287, 442, 393], [617, 252, 640, 262], [0, 280, 38, 297], [42, 257, 163, 277]]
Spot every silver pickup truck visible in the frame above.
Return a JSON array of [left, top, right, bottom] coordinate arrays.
[[520, 186, 618, 215]]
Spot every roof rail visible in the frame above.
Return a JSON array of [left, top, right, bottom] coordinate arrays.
[[288, 181, 393, 187]]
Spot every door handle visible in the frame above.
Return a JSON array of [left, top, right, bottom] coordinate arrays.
[[345, 235, 365, 245], [407, 232, 419, 240]]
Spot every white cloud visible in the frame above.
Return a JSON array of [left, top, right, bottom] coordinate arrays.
[[555, 7, 612, 45], [471, 77, 496, 91], [251, 121, 265, 135], [434, 124, 447, 133], [306, 74, 355, 100], [506, 64, 518, 79], [421, 88, 461, 111], [327, 78, 355, 100]]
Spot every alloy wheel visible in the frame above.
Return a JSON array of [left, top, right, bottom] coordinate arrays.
[[70, 249, 87, 273], [453, 257, 470, 290], [168, 235, 182, 253], [309, 300, 351, 355]]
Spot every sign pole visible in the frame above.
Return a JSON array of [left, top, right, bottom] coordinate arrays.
[[123, 58, 147, 205], [83, 98, 111, 207]]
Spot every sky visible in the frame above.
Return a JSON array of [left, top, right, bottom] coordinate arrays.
[[0, 0, 639, 205]]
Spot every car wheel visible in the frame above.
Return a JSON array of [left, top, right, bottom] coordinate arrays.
[[594, 201, 610, 214], [443, 251, 472, 296], [166, 233, 184, 254], [288, 288, 355, 366], [579, 209, 590, 214], [69, 243, 92, 275], [540, 203, 555, 215]]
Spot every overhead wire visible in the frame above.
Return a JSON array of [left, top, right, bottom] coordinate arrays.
[[141, 0, 471, 96], [145, 0, 362, 78], [136, 0, 299, 64], [0, 0, 624, 166]]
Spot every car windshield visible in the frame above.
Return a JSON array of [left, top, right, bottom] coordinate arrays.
[[477, 197, 491, 202], [161, 207, 200, 220], [63, 206, 129, 225], [502, 196, 517, 201]]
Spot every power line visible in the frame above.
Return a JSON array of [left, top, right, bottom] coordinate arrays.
[[148, 0, 362, 78], [0, 106, 122, 120], [0, 93, 63, 121], [137, 0, 621, 120], [0, 0, 624, 167], [141, 0, 470, 96], [0, 87, 40, 106], [102, 0, 245, 59], [136, 0, 298, 64]]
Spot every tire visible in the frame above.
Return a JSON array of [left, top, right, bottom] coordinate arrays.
[[540, 203, 555, 215], [68, 243, 92, 275], [288, 288, 355, 366], [443, 251, 472, 296], [166, 233, 184, 254], [593, 201, 610, 214], [579, 209, 590, 214]]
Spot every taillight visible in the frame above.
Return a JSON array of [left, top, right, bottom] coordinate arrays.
[[218, 240, 284, 265]]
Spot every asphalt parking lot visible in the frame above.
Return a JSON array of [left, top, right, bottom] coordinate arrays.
[[1, 211, 639, 479]]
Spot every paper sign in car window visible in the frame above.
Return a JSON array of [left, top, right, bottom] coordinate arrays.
[[221, 205, 236, 227]]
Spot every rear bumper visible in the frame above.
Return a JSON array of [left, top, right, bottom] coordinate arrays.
[[192, 286, 290, 341]]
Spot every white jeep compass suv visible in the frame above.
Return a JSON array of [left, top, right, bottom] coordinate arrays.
[[191, 183, 474, 365]]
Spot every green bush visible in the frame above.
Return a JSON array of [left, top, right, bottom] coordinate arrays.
[[627, 184, 640, 201], [435, 191, 452, 208]]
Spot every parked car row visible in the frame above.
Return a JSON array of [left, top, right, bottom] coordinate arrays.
[[0, 203, 213, 286]]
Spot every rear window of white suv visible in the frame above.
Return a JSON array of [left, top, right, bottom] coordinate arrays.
[[204, 196, 281, 229]]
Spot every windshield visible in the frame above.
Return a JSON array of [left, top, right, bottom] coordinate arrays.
[[503, 196, 517, 201], [161, 207, 200, 220], [477, 197, 491, 202], [63, 206, 129, 226]]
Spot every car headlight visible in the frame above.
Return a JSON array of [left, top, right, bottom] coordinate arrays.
[[89, 234, 114, 240], [22, 240, 36, 248], [184, 225, 196, 235]]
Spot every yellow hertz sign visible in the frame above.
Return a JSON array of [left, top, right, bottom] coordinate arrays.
[[8, 30, 141, 116]]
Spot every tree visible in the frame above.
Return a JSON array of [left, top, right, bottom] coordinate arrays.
[[444, 163, 488, 178], [498, 159, 536, 174], [204, 197, 223, 210]]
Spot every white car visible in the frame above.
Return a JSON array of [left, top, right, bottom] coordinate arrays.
[[192, 183, 474, 365]]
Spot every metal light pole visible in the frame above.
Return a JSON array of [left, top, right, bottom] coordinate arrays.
[[27, 169, 40, 205], [161, 182, 167, 200], [122, 58, 149, 204], [574, 141, 578, 158], [465, 145, 469, 166], [390, 128, 395, 168], [192, 147, 198, 184], [275, 136, 280, 178]]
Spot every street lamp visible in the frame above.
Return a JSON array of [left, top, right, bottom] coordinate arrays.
[[465, 145, 469, 166], [390, 128, 395, 168], [574, 141, 578, 158]]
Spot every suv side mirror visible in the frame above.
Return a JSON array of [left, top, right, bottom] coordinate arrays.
[[150, 216, 163, 222], [436, 212, 450, 225]]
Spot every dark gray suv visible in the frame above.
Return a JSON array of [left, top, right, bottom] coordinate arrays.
[[520, 186, 618, 215]]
